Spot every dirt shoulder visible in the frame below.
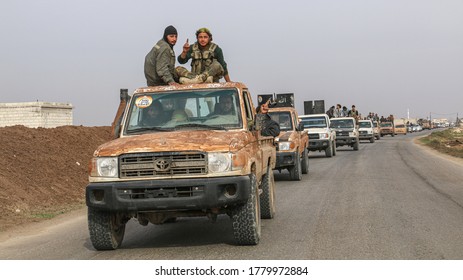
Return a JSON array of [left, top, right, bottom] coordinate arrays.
[[0, 125, 112, 232], [417, 127, 463, 158]]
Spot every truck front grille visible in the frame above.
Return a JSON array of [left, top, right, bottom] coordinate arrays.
[[308, 133, 319, 140], [336, 131, 349, 137], [119, 152, 207, 178]]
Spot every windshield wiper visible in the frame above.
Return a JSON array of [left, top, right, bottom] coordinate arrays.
[[174, 123, 228, 131], [127, 126, 173, 134]]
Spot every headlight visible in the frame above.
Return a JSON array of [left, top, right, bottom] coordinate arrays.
[[319, 133, 329, 139], [208, 153, 231, 173], [90, 157, 118, 177], [278, 142, 292, 151]]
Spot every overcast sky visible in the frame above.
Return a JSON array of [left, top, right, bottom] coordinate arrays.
[[1, 0, 462, 125]]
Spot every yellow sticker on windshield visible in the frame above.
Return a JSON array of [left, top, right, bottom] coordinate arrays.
[[135, 96, 153, 108]]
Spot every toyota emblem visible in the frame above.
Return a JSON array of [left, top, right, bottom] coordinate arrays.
[[154, 158, 171, 172]]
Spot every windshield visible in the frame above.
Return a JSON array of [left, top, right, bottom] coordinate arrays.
[[330, 119, 354, 128], [124, 89, 242, 134], [268, 112, 293, 131], [359, 122, 372, 128], [300, 117, 327, 128], [380, 123, 392, 127]]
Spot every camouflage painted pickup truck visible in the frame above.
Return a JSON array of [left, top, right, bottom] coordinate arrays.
[[268, 106, 309, 180], [86, 83, 276, 250]]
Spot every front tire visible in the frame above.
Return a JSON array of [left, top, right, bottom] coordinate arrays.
[[301, 148, 309, 174], [232, 173, 261, 245], [88, 208, 127, 250], [289, 154, 302, 181], [325, 142, 333, 157]]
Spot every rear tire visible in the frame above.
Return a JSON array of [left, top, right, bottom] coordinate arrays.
[[232, 173, 261, 245], [332, 140, 337, 156], [88, 208, 127, 250], [260, 168, 276, 219]]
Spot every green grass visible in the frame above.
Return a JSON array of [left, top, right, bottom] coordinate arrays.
[[30, 213, 58, 219], [419, 128, 463, 158], [28, 202, 85, 220]]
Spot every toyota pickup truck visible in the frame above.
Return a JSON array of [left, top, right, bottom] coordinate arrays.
[[267, 106, 309, 180], [299, 113, 336, 157], [86, 83, 277, 250], [358, 119, 375, 143], [380, 121, 395, 137], [330, 117, 360, 151]]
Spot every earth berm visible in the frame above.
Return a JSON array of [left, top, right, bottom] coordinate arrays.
[[0, 125, 112, 232]]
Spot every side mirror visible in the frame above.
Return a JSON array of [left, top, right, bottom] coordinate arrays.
[[297, 122, 304, 131]]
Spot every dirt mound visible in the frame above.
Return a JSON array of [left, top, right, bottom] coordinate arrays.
[[0, 125, 113, 231]]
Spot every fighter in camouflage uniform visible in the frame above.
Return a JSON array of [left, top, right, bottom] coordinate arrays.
[[144, 25, 179, 86], [177, 27, 231, 84]]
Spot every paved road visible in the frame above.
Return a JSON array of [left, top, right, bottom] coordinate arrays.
[[1, 131, 462, 260]]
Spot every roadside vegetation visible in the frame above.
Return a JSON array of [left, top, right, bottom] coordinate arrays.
[[419, 127, 463, 158]]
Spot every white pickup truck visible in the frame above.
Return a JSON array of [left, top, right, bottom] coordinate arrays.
[[299, 113, 336, 157], [330, 117, 360, 151], [358, 119, 376, 143]]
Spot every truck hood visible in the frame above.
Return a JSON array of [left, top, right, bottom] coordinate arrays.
[[359, 127, 373, 131], [305, 128, 330, 134], [275, 131, 294, 142], [94, 130, 251, 157], [331, 128, 355, 132]]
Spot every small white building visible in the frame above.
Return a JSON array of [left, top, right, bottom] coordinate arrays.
[[0, 102, 73, 128]]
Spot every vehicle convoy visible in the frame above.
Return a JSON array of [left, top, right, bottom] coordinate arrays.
[[299, 113, 337, 158], [266, 101, 309, 180], [380, 121, 395, 137], [358, 120, 375, 143], [330, 117, 360, 151], [372, 121, 381, 140], [86, 83, 277, 250]]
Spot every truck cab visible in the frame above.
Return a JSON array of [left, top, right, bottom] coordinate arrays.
[[86, 82, 277, 250]]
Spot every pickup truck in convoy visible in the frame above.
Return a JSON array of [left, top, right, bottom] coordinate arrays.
[[267, 106, 309, 180], [330, 117, 360, 151], [299, 113, 336, 157], [86, 83, 277, 250], [358, 119, 376, 143], [380, 121, 395, 137]]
